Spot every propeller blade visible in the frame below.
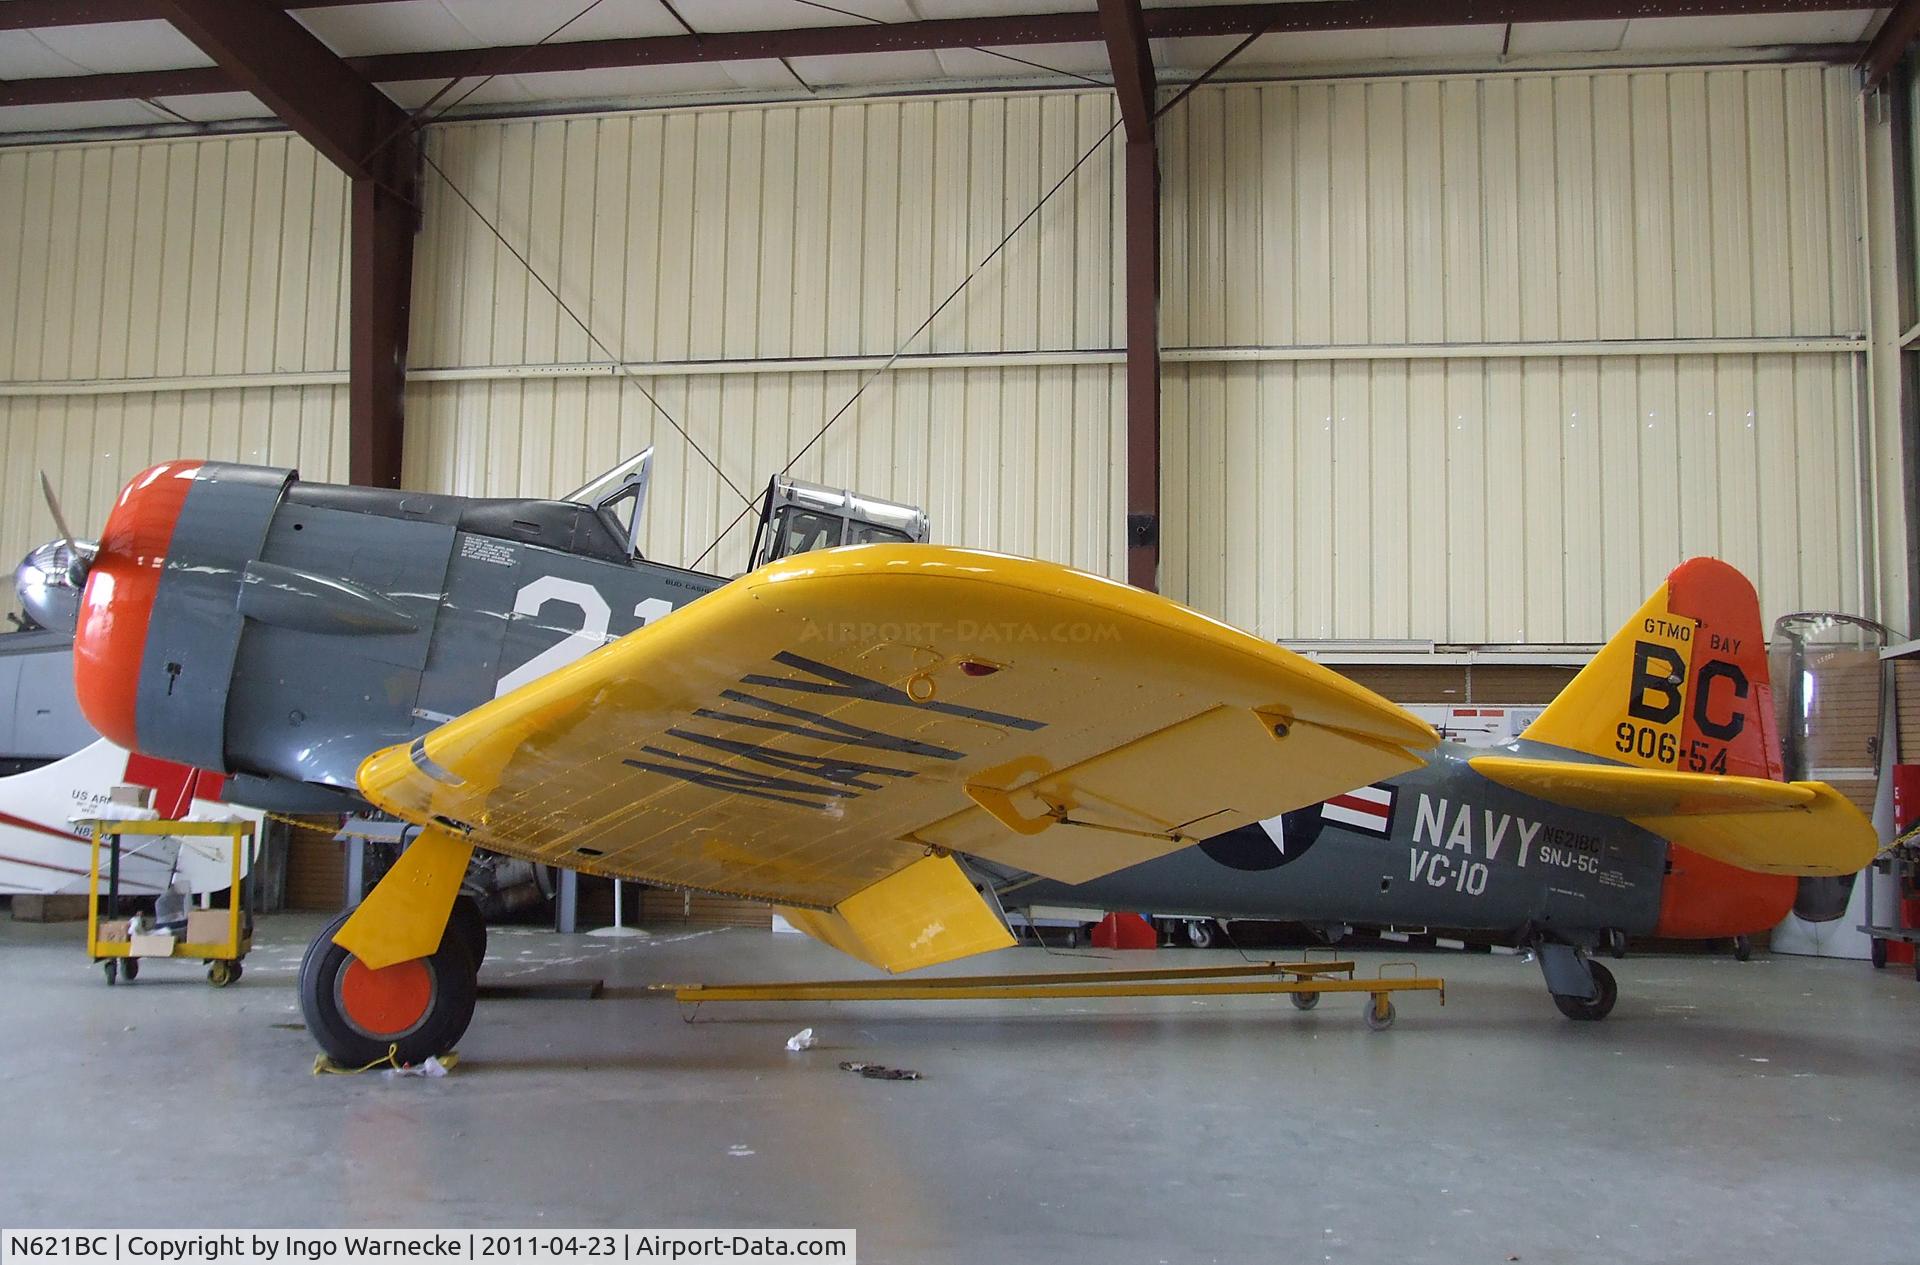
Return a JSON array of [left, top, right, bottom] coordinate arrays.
[[39, 471, 76, 552]]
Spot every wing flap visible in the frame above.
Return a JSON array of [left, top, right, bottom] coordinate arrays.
[[1470, 755, 1876, 876], [921, 704, 1425, 884], [775, 852, 1014, 972]]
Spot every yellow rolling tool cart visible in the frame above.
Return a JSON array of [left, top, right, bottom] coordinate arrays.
[[84, 818, 255, 987]]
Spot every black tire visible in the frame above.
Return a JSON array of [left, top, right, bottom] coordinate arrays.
[[103, 959, 117, 986], [1733, 935, 1753, 962], [446, 894, 487, 968], [207, 960, 235, 988], [1552, 960, 1618, 1021], [1871, 937, 1888, 969], [299, 908, 478, 1067], [122, 957, 138, 982]]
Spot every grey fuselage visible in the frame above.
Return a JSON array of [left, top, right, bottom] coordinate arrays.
[[138, 466, 726, 810], [1005, 738, 1670, 943]]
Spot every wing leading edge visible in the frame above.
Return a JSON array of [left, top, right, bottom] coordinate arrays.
[[358, 545, 1438, 971]]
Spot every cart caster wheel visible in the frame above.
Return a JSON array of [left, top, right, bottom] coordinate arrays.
[[103, 960, 118, 986], [1733, 935, 1753, 962], [1871, 937, 1888, 969], [1363, 998, 1396, 1031], [122, 957, 138, 982], [1186, 920, 1216, 949], [1063, 929, 1080, 948], [1552, 960, 1618, 1021], [207, 960, 237, 988], [447, 894, 487, 967], [1290, 989, 1320, 1011], [299, 908, 478, 1067]]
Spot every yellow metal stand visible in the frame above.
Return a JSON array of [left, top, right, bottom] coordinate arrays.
[[84, 817, 255, 987], [660, 958, 1444, 1030]]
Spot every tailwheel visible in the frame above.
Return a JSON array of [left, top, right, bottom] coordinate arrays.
[[299, 908, 477, 1067], [1552, 960, 1618, 1021]]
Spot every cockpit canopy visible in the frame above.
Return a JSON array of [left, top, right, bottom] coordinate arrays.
[[562, 449, 931, 571], [746, 474, 931, 570]]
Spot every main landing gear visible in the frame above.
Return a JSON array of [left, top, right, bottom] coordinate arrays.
[[298, 827, 482, 1067], [1533, 938, 1618, 1022], [299, 906, 478, 1066]]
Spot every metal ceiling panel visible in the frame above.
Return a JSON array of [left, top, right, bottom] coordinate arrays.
[[151, 89, 271, 122], [0, 98, 174, 132], [1504, 20, 1630, 55], [0, 19, 209, 77], [1617, 11, 1879, 50]]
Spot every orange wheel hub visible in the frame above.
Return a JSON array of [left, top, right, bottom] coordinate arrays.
[[338, 957, 433, 1037]]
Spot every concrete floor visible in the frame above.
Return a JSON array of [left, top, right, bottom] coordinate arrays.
[[1, 914, 1915, 1263]]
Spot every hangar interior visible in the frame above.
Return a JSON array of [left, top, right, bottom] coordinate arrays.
[[2, 2, 1920, 1261]]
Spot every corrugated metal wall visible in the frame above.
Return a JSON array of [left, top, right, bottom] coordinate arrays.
[[0, 133, 352, 574], [405, 94, 1127, 575], [1161, 66, 1868, 642], [0, 67, 1874, 646]]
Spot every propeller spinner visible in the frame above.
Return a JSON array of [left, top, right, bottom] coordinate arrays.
[[14, 472, 96, 633]]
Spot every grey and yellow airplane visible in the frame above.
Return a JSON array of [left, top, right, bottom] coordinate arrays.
[[24, 456, 1874, 1064]]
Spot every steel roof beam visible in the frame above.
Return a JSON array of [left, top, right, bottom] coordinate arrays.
[[2, 1, 1878, 110], [1863, 0, 1920, 87]]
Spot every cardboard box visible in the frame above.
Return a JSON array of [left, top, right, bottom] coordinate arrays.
[[186, 909, 231, 945], [129, 933, 176, 958], [10, 893, 91, 922], [96, 922, 129, 943]]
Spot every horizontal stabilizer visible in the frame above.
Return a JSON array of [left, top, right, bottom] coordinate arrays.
[[1470, 755, 1877, 877]]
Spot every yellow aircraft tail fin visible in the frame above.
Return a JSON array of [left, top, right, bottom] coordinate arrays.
[[1521, 557, 1784, 782]]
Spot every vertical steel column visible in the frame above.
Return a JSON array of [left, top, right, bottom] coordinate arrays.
[[1123, 138, 1162, 591], [1099, 0, 1162, 592], [350, 177, 415, 488]]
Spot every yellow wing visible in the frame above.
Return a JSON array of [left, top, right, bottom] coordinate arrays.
[[1469, 755, 1877, 877], [359, 545, 1437, 970]]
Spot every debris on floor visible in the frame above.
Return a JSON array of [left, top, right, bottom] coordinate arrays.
[[839, 1061, 920, 1081], [785, 1027, 816, 1051], [384, 1055, 455, 1080]]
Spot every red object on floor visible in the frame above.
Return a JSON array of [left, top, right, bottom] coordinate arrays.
[[1891, 898, 1920, 965], [1091, 913, 1157, 950]]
